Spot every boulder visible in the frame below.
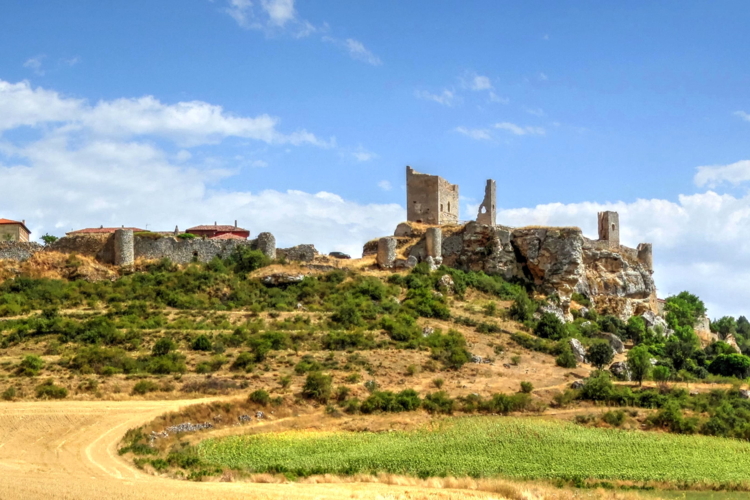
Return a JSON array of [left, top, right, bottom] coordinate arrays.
[[262, 273, 305, 286], [641, 311, 674, 338], [438, 274, 455, 293], [569, 338, 587, 364], [405, 255, 418, 269], [725, 334, 742, 353], [609, 361, 631, 381], [596, 332, 625, 354], [377, 237, 397, 268], [329, 251, 351, 259], [570, 380, 585, 390], [425, 256, 438, 271], [279, 244, 318, 262], [540, 303, 567, 324], [739, 389, 750, 400]]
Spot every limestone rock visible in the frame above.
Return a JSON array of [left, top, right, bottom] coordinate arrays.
[[596, 332, 625, 354], [425, 256, 437, 271], [377, 237, 397, 268], [570, 380, 585, 390], [569, 338, 587, 364], [437, 274, 455, 293], [405, 255, 418, 269], [609, 361, 631, 381], [725, 334, 742, 353], [262, 273, 305, 286], [279, 244, 318, 262], [641, 311, 674, 338], [540, 303, 567, 324], [739, 389, 750, 400]]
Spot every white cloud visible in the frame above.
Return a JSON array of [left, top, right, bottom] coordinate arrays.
[[377, 180, 392, 191], [61, 57, 80, 67], [694, 160, 750, 188], [469, 75, 492, 91], [415, 89, 455, 106], [23, 56, 45, 76], [223, 0, 314, 36], [0, 79, 402, 257], [494, 122, 546, 136], [351, 146, 377, 162], [0, 80, 330, 148], [496, 189, 750, 318], [734, 111, 750, 122], [538, 72, 549, 81], [525, 107, 545, 117], [542, 34, 550, 41], [455, 126, 492, 141], [488, 92, 509, 104], [343, 39, 382, 66]]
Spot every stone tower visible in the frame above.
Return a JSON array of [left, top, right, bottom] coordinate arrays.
[[114, 229, 134, 266], [406, 166, 459, 225], [476, 179, 496, 226], [597, 211, 620, 249]]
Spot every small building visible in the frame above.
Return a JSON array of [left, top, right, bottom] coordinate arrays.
[[66, 226, 145, 236], [406, 166, 459, 225], [0, 218, 31, 242], [185, 221, 250, 240]]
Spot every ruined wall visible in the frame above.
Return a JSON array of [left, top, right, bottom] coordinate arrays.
[[406, 166, 459, 225], [48, 234, 115, 263], [134, 237, 251, 264], [598, 211, 620, 249], [476, 179, 496, 226], [0, 242, 43, 261]]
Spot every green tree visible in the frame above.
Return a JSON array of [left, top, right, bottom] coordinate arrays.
[[587, 340, 614, 370], [534, 312, 566, 340], [708, 354, 750, 378], [302, 371, 332, 403], [555, 344, 577, 368], [665, 291, 706, 329], [625, 316, 646, 343], [508, 292, 536, 322], [228, 246, 271, 274], [711, 316, 738, 340], [627, 345, 651, 385], [191, 334, 212, 351], [41, 234, 59, 246]]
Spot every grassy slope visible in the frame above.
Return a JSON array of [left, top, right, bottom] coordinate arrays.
[[198, 416, 750, 484]]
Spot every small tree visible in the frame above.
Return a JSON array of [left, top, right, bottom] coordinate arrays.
[[627, 345, 652, 385], [555, 344, 578, 368], [520, 381, 534, 393], [587, 340, 614, 370], [191, 334, 212, 351], [152, 337, 176, 357], [534, 312, 566, 340], [41, 234, 59, 246]]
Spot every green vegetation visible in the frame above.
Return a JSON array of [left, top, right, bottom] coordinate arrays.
[[197, 417, 750, 484]]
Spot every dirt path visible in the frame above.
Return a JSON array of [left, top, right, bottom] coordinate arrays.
[[0, 400, 503, 500]]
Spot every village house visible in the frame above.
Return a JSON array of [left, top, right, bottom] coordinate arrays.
[[66, 226, 146, 236], [0, 218, 31, 242], [185, 221, 250, 240]]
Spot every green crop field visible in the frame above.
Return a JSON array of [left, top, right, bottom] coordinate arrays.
[[197, 417, 750, 484]]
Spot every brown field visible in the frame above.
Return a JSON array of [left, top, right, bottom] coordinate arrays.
[[0, 398, 654, 500]]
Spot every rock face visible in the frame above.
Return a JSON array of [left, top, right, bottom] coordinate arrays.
[[262, 273, 305, 286], [609, 361, 632, 381], [279, 244, 318, 262], [539, 303, 567, 324], [377, 237, 397, 268], [641, 311, 673, 338], [596, 332, 625, 354], [377, 221, 658, 320], [569, 338, 587, 364]]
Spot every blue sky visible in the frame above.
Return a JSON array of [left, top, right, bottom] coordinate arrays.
[[1, 1, 750, 317]]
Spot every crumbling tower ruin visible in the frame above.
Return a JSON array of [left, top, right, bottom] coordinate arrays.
[[597, 211, 620, 249], [406, 166, 459, 225], [476, 179, 496, 226]]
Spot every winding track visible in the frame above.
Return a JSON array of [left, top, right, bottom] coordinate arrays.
[[0, 400, 499, 500]]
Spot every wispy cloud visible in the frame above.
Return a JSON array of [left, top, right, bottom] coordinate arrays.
[[454, 126, 492, 141], [461, 71, 507, 104], [694, 159, 750, 188], [377, 180, 392, 191], [488, 92, 509, 104], [494, 122, 545, 136], [525, 107, 545, 117], [346, 145, 377, 162], [734, 111, 750, 122], [538, 72, 549, 81], [415, 89, 455, 106], [224, 0, 315, 37], [23, 55, 45, 76], [343, 38, 382, 66], [61, 56, 80, 67]]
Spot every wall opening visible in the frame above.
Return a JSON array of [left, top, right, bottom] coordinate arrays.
[[440, 204, 444, 212], [611, 223, 615, 231], [448, 202, 451, 212]]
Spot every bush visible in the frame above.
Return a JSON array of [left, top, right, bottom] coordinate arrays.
[[228, 246, 271, 274], [534, 312, 566, 340], [652, 365, 671, 382], [132, 380, 160, 395], [481, 392, 531, 414], [520, 381, 534, 393], [602, 410, 625, 427], [361, 389, 422, 413], [18, 355, 44, 376], [580, 371, 614, 401], [231, 352, 255, 371], [708, 354, 750, 378], [509, 292, 536, 322], [587, 340, 614, 369], [35, 379, 68, 399], [2, 386, 17, 401], [302, 371, 332, 403], [425, 330, 471, 369], [422, 391, 454, 414], [152, 337, 177, 357], [555, 344, 578, 368], [191, 334, 212, 351], [249, 389, 270, 406]]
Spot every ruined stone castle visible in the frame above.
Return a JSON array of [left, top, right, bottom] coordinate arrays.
[[371, 166, 657, 320]]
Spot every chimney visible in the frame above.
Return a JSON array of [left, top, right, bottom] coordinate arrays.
[[214, 221, 217, 226], [101, 225, 104, 229], [234, 220, 237, 228]]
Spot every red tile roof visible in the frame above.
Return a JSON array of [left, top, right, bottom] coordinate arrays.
[[0, 218, 30, 234], [187, 224, 249, 232], [66, 227, 145, 235], [209, 233, 248, 240]]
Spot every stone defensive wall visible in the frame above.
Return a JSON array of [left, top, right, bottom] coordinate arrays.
[[0, 231, 277, 265], [0, 241, 44, 261]]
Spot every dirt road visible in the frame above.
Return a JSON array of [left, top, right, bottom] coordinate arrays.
[[0, 399, 505, 500]]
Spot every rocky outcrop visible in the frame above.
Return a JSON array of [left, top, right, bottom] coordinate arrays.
[[596, 332, 625, 354], [569, 338, 587, 364], [261, 273, 305, 286], [278, 244, 318, 262], [609, 361, 631, 381]]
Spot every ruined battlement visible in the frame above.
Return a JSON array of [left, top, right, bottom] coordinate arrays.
[[406, 166, 459, 225]]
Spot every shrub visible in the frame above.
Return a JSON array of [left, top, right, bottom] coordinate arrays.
[[534, 312, 566, 340], [177, 233, 196, 240], [152, 337, 177, 357], [191, 334, 212, 351], [587, 340, 614, 370], [520, 381, 534, 393], [321, 331, 375, 350], [35, 379, 68, 399], [509, 292, 536, 322], [433, 378, 444, 389], [2, 386, 17, 401], [481, 393, 531, 414], [361, 389, 422, 413], [627, 345, 652, 385], [602, 410, 625, 427], [18, 355, 44, 376], [555, 344, 578, 368], [231, 352, 255, 371], [228, 246, 271, 274], [580, 371, 614, 401], [652, 365, 671, 382], [571, 293, 591, 308], [302, 371, 332, 403], [425, 330, 471, 369], [708, 354, 750, 378], [249, 389, 270, 406], [422, 391, 454, 414], [132, 380, 160, 395]]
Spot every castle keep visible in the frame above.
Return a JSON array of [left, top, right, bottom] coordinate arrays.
[[406, 166, 459, 225]]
